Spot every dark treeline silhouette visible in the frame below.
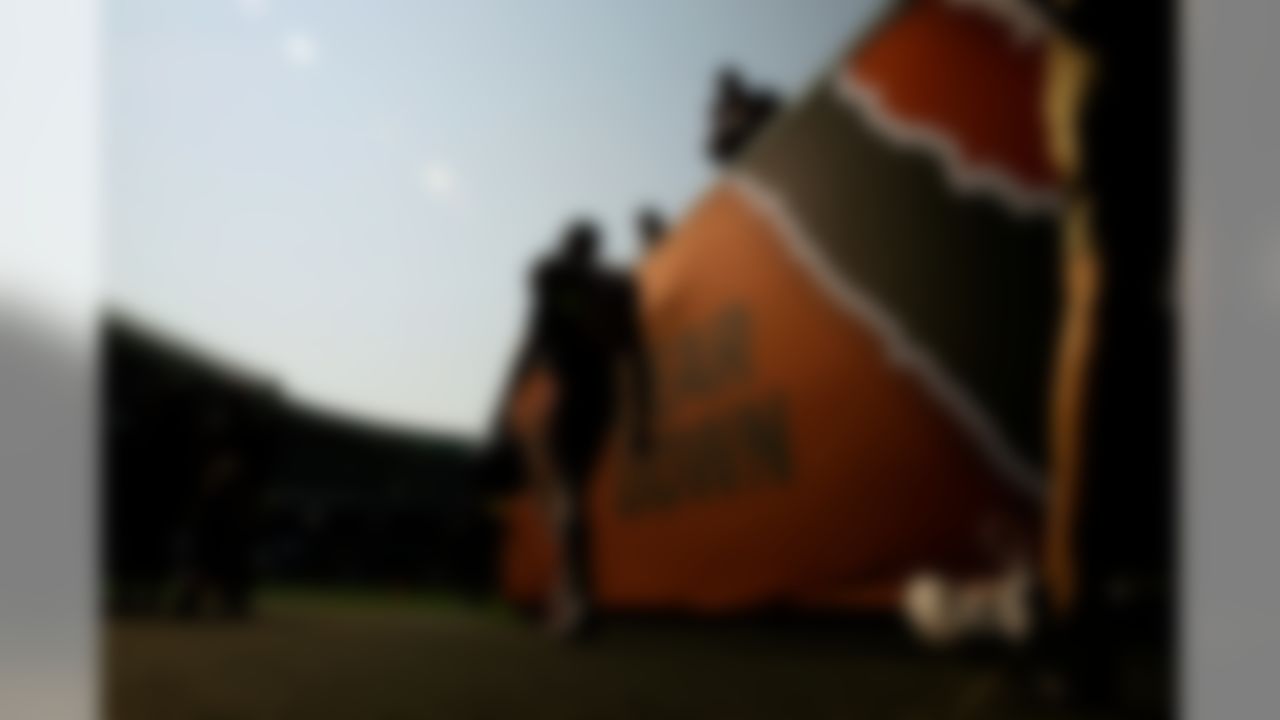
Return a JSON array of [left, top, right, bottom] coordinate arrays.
[[103, 314, 486, 617]]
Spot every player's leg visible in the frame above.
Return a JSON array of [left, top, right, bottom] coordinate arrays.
[[545, 408, 609, 639]]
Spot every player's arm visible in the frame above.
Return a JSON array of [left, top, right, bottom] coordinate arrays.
[[492, 335, 540, 433], [486, 270, 548, 439]]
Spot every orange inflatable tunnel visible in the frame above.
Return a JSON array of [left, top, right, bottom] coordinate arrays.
[[499, 0, 1061, 613]]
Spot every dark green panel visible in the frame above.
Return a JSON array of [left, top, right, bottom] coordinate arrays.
[[740, 83, 1058, 471]]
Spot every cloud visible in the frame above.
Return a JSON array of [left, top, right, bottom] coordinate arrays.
[[281, 31, 320, 69], [236, 0, 270, 21], [419, 163, 461, 204]]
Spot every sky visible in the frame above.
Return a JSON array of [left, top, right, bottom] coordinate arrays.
[[107, 0, 883, 437]]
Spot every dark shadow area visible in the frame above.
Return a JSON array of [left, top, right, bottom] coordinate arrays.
[[103, 313, 491, 618]]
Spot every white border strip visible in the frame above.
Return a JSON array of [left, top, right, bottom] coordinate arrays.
[[728, 172, 1044, 500], [832, 71, 1060, 219]]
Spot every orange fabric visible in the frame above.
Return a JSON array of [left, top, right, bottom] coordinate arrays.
[[848, 0, 1055, 191], [500, 184, 1035, 612], [1042, 34, 1100, 618]]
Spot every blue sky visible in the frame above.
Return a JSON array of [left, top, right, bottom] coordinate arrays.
[[107, 0, 882, 436]]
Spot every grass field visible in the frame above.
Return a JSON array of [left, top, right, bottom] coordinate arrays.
[[106, 590, 1151, 719]]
